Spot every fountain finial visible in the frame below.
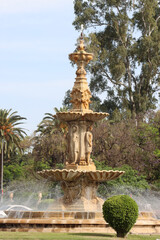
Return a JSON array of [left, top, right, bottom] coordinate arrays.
[[80, 24, 84, 37], [69, 29, 93, 113], [76, 24, 86, 52]]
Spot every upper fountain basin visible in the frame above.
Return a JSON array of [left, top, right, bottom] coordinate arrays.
[[37, 169, 124, 182], [56, 112, 109, 122]]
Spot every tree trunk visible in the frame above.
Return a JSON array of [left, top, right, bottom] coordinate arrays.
[[117, 231, 127, 238]]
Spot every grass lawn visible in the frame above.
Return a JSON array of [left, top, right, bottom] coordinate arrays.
[[0, 232, 160, 240]]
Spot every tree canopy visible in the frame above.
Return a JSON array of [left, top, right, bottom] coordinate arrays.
[[32, 108, 68, 170], [92, 110, 160, 182], [73, 0, 160, 117], [0, 109, 26, 156]]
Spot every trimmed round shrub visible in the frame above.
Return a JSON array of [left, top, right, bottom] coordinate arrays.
[[103, 195, 138, 238]]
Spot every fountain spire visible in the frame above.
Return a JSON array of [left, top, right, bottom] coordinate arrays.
[[56, 30, 109, 169], [69, 29, 93, 113]]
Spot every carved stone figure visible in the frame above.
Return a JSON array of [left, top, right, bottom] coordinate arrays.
[[85, 126, 93, 164], [9, 192, 14, 202], [62, 178, 82, 204], [66, 131, 71, 164], [72, 125, 79, 164], [38, 192, 42, 204]]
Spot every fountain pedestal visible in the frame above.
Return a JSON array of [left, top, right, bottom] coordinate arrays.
[[38, 168, 124, 211]]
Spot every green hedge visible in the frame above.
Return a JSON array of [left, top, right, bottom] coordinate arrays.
[[103, 195, 138, 238]]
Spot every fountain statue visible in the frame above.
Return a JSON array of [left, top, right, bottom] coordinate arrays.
[[37, 28, 124, 212]]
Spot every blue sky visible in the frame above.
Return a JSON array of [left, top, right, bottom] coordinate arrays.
[[1, 1, 159, 135], [0, 0, 79, 134]]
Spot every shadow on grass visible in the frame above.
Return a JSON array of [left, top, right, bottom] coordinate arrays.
[[68, 233, 115, 238]]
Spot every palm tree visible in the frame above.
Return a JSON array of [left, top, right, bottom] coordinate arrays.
[[33, 107, 68, 169], [36, 107, 68, 136], [0, 109, 26, 202]]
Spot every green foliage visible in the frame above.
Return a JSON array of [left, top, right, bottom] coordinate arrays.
[[62, 90, 72, 109], [55, 163, 64, 170], [94, 160, 149, 188], [132, 121, 160, 181], [94, 162, 149, 198], [107, 165, 149, 190], [92, 114, 160, 183], [3, 154, 35, 185], [34, 158, 51, 171], [73, 0, 160, 116], [0, 108, 26, 156], [1, 232, 160, 240], [4, 163, 25, 183], [154, 149, 160, 158], [103, 195, 139, 238], [33, 108, 68, 169], [152, 179, 160, 190], [134, 122, 159, 147]]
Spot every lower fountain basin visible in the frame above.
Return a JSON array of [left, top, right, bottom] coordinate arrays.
[[4, 210, 102, 219], [37, 169, 125, 212], [5, 210, 157, 220]]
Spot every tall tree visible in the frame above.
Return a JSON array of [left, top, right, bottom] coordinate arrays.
[[37, 107, 68, 135], [0, 109, 26, 156], [0, 109, 26, 199], [92, 113, 160, 182], [73, 0, 160, 118]]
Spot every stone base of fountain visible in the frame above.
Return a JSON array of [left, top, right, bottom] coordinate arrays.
[[138, 211, 157, 220], [4, 210, 103, 219], [0, 211, 160, 234], [47, 197, 104, 212]]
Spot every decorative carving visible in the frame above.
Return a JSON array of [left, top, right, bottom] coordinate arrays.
[[85, 126, 93, 164], [61, 179, 82, 204], [61, 175, 99, 205], [37, 192, 42, 205], [65, 121, 94, 166], [65, 131, 71, 164], [71, 125, 79, 164], [69, 34, 93, 113], [70, 88, 92, 111], [76, 66, 86, 76], [70, 89, 82, 110], [9, 192, 14, 202]]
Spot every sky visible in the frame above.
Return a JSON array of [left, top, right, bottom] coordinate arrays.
[[1, 1, 159, 136], [0, 0, 80, 134]]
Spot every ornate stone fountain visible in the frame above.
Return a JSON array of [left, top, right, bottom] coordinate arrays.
[[1, 30, 160, 235], [37, 30, 124, 212]]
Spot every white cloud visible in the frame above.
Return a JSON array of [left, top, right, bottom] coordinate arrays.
[[0, 0, 73, 13]]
